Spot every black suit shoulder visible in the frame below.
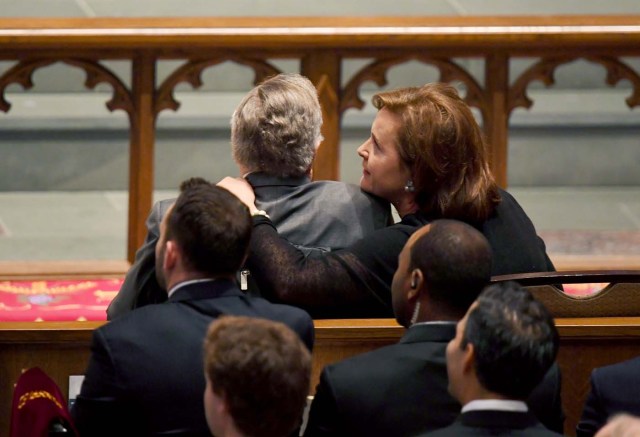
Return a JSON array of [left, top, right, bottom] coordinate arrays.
[[481, 189, 555, 275], [75, 283, 313, 436], [424, 411, 562, 437], [577, 356, 640, 437], [305, 325, 457, 437]]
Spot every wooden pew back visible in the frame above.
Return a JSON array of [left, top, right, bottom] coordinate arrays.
[[1, 317, 639, 436], [491, 270, 640, 434], [492, 270, 640, 318]]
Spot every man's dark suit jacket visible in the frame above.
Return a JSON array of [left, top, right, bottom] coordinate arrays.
[[107, 173, 390, 319], [72, 279, 314, 436], [304, 323, 563, 437], [577, 356, 640, 437], [422, 410, 563, 436]]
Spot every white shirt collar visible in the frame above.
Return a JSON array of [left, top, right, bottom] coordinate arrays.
[[410, 320, 457, 327], [461, 399, 528, 414], [167, 278, 218, 299]]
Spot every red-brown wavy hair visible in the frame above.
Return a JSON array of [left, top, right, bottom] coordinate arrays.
[[373, 82, 501, 222]]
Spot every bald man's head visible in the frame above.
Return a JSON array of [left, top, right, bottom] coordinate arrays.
[[410, 219, 492, 317]]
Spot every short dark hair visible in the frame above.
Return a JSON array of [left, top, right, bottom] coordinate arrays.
[[165, 178, 252, 277], [462, 282, 559, 399], [204, 316, 311, 437], [409, 219, 492, 315]]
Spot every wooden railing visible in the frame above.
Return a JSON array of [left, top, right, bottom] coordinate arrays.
[[1, 16, 639, 262]]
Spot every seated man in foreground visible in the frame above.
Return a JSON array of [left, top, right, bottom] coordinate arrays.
[[424, 282, 562, 436], [72, 178, 313, 436], [304, 220, 563, 437], [107, 73, 389, 319], [203, 316, 312, 437]]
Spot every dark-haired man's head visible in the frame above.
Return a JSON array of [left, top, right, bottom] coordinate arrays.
[[446, 282, 559, 404], [155, 177, 252, 291], [203, 316, 311, 437], [391, 219, 492, 328]]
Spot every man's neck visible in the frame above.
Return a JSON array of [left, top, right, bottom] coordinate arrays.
[[413, 302, 465, 325], [165, 271, 210, 291], [459, 384, 510, 406]]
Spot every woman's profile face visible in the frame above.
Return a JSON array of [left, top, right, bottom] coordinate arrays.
[[357, 108, 411, 203]]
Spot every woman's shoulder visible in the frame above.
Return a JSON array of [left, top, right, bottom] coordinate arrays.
[[364, 212, 429, 241]]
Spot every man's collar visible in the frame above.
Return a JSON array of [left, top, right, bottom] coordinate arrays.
[[400, 322, 456, 344], [167, 278, 217, 299], [167, 278, 242, 302], [244, 172, 311, 188], [462, 399, 528, 413]]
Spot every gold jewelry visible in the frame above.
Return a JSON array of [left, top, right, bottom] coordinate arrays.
[[251, 210, 270, 219]]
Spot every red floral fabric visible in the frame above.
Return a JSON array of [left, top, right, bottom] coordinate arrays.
[[0, 279, 122, 322]]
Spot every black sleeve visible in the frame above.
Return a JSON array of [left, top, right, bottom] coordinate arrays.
[[527, 362, 565, 434], [71, 330, 144, 436], [304, 368, 344, 437], [245, 217, 410, 318], [106, 201, 169, 320], [576, 371, 608, 437]]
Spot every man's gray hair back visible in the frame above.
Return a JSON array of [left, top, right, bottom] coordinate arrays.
[[231, 73, 323, 178]]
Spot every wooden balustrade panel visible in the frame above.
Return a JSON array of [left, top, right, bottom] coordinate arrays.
[[1, 16, 639, 262]]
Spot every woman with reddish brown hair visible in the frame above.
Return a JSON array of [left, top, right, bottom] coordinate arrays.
[[370, 84, 500, 223], [219, 82, 554, 318]]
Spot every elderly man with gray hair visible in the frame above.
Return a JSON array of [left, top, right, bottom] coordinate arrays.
[[107, 73, 390, 319]]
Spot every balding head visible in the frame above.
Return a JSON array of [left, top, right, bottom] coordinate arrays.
[[392, 219, 492, 327]]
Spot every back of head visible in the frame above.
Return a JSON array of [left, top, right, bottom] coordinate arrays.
[[372, 82, 500, 222], [231, 73, 323, 178], [463, 282, 559, 399], [167, 178, 252, 277], [410, 219, 492, 317], [204, 316, 312, 437]]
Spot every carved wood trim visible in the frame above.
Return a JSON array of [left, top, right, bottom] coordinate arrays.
[[508, 56, 576, 114], [0, 59, 56, 112], [586, 56, 640, 108], [509, 55, 640, 115], [62, 58, 133, 117], [340, 56, 486, 117], [155, 57, 281, 116], [0, 58, 133, 118]]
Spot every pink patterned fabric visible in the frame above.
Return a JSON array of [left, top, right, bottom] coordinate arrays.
[[0, 279, 122, 321], [0, 278, 604, 321]]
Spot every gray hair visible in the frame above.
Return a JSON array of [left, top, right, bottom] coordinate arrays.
[[231, 73, 323, 178]]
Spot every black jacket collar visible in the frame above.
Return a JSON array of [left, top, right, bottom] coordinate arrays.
[[245, 172, 310, 189], [400, 322, 456, 344], [168, 279, 243, 303]]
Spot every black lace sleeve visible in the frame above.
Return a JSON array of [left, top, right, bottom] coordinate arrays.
[[246, 216, 418, 318]]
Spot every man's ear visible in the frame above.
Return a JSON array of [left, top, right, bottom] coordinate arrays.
[[164, 240, 178, 271], [408, 269, 424, 300], [462, 343, 475, 376]]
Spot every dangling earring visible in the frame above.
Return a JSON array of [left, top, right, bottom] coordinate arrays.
[[404, 180, 415, 193], [410, 301, 421, 326]]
